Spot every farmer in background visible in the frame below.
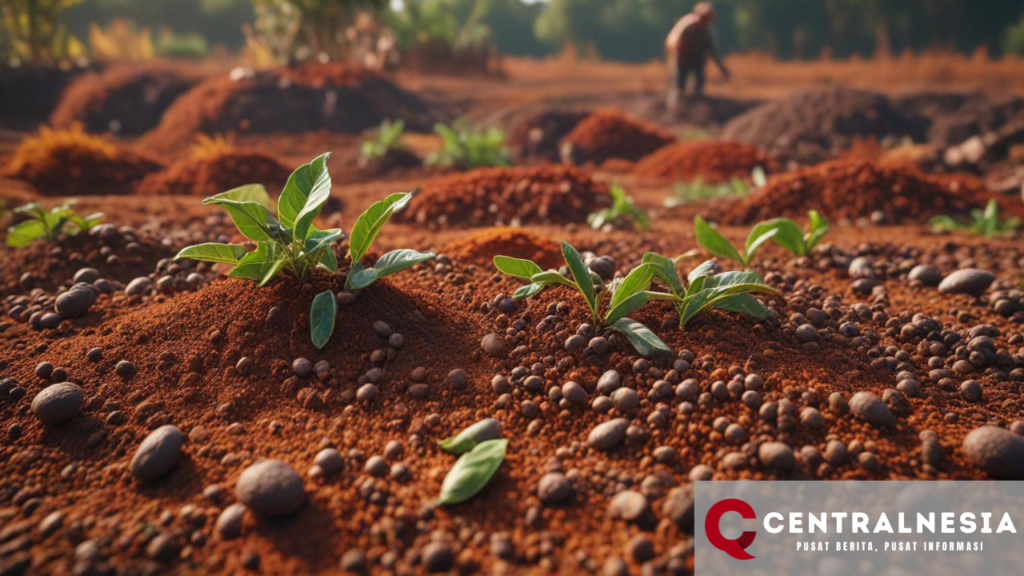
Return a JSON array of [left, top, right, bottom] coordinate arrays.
[[665, 2, 730, 111]]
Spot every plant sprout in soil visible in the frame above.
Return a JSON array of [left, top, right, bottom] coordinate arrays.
[[6, 201, 104, 248], [175, 152, 435, 349], [694, 210, 829, 267]]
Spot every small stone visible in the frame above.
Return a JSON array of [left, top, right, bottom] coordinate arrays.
[[421, 541, 453, 573], [481, 333, 509, 357], [661, 486, 694, 531], [73, 268, 101, 284], [125, 277, 152, 296], [356, 383, 378, 402], [292, 358, 312, 377], [314, 449, 343, 476], [587, 418, 629, 451], [130, 425, 184, 481], [908, 264, 942, 286], [962, 426, 1024, 479], [30, 383, 83, 425], [372, 321, 393, 338], [596, 370, 621, 394], [364, 456, 388, 477], [115, 360, 136, 379], [938, 269, 995, 296], [146, 533, 179, 562], [561, 381, 588, 406], [537, 472, 574, 505], [607, 490, 650, 523], [446, 369, 468, 390], [340, 549, 367, 574], [55, 286, 97, 319], [215, 503, 247, 540], [849, 391, 895, 427], [235, 460, 306, 516], [759, 442, 796, 470], [610, 388, 639, 413]]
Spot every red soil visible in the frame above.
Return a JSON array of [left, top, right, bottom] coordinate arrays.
[[398, 164, 611, 228], [721, 158, 996, 224], [560, 109, 674, 164], [633, 140, 778, 183], [442, 227, 562, 270], [2, 125, 161, 196], [49, 65, 201, 135], [138, 149, 292, 196]]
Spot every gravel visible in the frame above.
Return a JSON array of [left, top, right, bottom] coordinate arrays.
[[236, 460, 306, 516], [130, 425, 184, 481], [962, 426, 1024, 479], [938, 269, 995, 295], [481, 333, 509, 357], [215, 503, 247, 540], [759, 442, 796, 470], [30, 383, 84, 425], [849, 391, 896, 427], [587, 418, 629, 451], [537, 472, 574, 505]]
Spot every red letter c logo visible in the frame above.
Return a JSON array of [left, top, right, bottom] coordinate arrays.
[[706, 498, 757, 560]]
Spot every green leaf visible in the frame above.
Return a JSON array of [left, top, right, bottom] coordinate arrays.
[[229, 242, 282, 281], [743, 223, 780, 263], [437, 439, 508, 505], [203, 188, 272, 241], [561, 241, 597, 318], [759, 218, 806, 256], [278, 153, 331, 233], [804, 210, 829, 250], [530, 270, 577, 289], [694, 216, 744, 265], [373, 249, 436, 278], [320, 248, 339, 272], [493, 256, 543, 282], [608, 317, 672, 358], [292, 156, 333, 244], [304, 228, 343, 254], [207, 183, 273, 209], [5, 220, 46, 247], [258, 257, 288, 287], [348, 192, 413, 264], [642, 252, 684, 294], [346, 263, 379, 291], [438, 419, 502, 455], [607, 264, 655, 314], [713, 293, 770, 319], [605, 291, 651, 325], [512, 283, 546, 299], [310, 290, 337, 349], [175, 243, 248, 264], [678, 288, 714, 328], [687, 260, 718, 285]]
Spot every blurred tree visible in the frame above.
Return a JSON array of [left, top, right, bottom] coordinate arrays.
[[1005, 13, 1024, 56], [1, 0, 86, 60]]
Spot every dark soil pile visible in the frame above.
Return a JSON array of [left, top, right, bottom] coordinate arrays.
[[895, 92, 1024, 149], [0, 62, 94, 124], [442, 227, 561, 269], [358, 148, 422, 176], [138, 149, 292, 196], [49, 65, 200, 135], [559, 108, 674, 164], [398, 164, 610, 228], [722, 159, 992, 225], [508, 108, 590, 163], [633, 140, 777, 183], [722, 87, 927, 164], [2, 125, 162, 196], [136, 63, 440, 155], [629, 94, 763, 128]]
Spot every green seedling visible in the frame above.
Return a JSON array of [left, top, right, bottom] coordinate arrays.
[[663, 167, 765, 208], [694, 210, 828, 266], [588, 182, 650, 231], [426, 120, 509, 169], [360, 119, 406, 161], [437, 438, 508, 505], [6, 201, 103, 248], [640, 252, 779, 328], [494, 241, 676, 358], [929, 199, 1020, 238], [176, 152, 435, 349]]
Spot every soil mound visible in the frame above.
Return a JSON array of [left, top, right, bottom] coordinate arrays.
[[559, 108, 674, 164], [0, 62, 93, 124], [895, 92, 1024, 150], [138, 148, 292, 196], [398, 164, 610, 228], [137, 63, 439, 154], [633, 140, 777, 183], [2, 125, 161, 196], [722, 87, 927, 164], [49, 65, 201, 135], [722, 159, 991, 225], [629, 94, 763, 128], [508, 108, 590, 162], [442, 227, 561, 269]]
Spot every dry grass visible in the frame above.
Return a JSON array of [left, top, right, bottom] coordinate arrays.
[[3, 124, 119, 177]]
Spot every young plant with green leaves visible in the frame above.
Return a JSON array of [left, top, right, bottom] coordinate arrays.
[[6, 201, 103, 248], [694, 210, 829, 267], [929, 199, 1020, 238], [360, 119, 406, 161], [588, 182, 650, 231], [663, 167, 765, 208], [640, 252, 779, 328], [494, 241, 676, 358], [426, 121, 509, 169], [175, 152, 434, 349]]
